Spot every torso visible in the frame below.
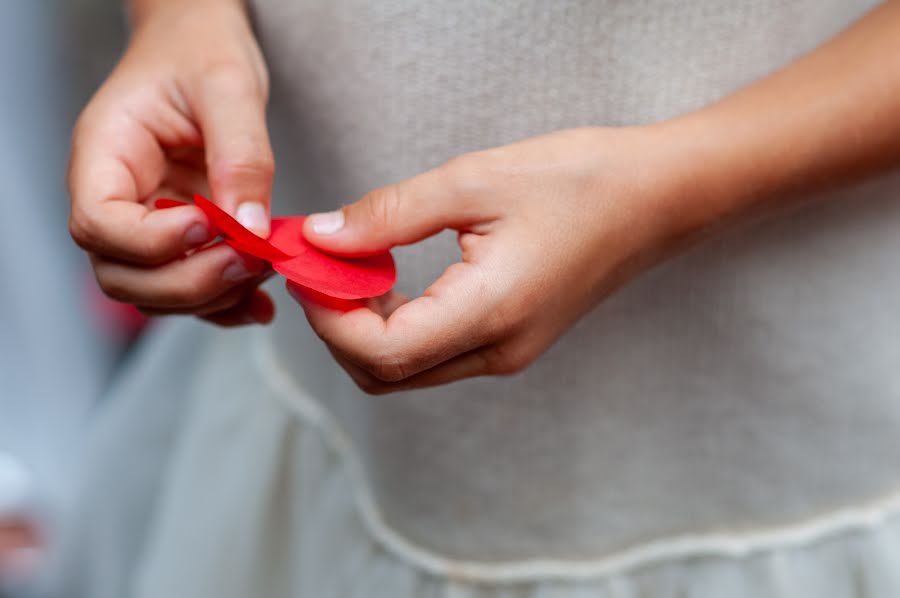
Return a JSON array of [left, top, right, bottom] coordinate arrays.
[[251, 0, 900, 563]]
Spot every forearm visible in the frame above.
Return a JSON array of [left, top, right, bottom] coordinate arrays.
[[127, 0, 246, 29], [662, 1, 900, 233]]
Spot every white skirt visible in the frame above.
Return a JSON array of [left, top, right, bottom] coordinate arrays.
[[44, 317, 900, 598]]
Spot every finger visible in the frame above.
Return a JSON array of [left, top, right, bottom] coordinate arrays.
[[135, 274, 273, 317], [92, 244, 268, 308], [288, 259, 507, 382], [188, 66, 274, 237], [302, 156, 497, 256], [68, 107, 214, 264], [201, 289, 275, 327], [330, 347, 494, 395], [365, 290, 411, 319], [377, 349, 493, 392], [139, 288, 275, 327]]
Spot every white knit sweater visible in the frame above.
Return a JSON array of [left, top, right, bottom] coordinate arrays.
[[255, 0, 900, 563], [49, 2, 900, 596]]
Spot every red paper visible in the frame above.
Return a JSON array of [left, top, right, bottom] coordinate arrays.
[[155, 195, 396, 300], [154, 198, 188, 210], [192, 195, 291, 262], [269, 217, 396, 300]]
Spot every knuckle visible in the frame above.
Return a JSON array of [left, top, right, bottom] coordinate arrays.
[[209, 151, 275, 188], [443, 152, 493, 197], [202, 62, 260, 98], [68, 207, 99, 251], [354, 375, 390, 396], [370, 351, 411, 383], [93, 271, 130, 304], [362, 185, 404, 233], [483, 343, 537, 376], [68, 216, 90, 251]]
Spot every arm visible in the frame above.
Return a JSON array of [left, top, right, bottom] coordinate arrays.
[[292, 2, 900, 393], [665, 0, 900, 236]]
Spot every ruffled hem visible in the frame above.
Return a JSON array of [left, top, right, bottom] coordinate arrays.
[[123, 325, 900, 597]]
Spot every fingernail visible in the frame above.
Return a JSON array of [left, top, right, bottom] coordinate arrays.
[[184, 223, 210, 247], [223, 260, 254, 282], [309, 210, 344, 235], [236, 202, 269, 237]]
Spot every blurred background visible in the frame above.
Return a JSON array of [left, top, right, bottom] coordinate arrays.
[[0, 2, 138, 596]]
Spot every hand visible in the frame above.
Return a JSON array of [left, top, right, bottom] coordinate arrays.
[[290, 127, 694, 393], [68, 0, 276, 326]]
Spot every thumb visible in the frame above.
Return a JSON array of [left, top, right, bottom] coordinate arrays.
[[191, 70, 274, 237], [304, 168, 485, 255]]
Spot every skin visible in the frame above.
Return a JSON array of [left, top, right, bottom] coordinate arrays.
[[71, 1, 900, 390], [69, 0, 275, 326]]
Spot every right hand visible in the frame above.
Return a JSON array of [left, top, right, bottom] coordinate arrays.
[[68, 0, 276, 326]]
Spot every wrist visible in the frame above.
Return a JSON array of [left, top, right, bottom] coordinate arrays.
[[635, 114, 771, 248], [128, 0, 247, 31], [588, 123, 729, 259]]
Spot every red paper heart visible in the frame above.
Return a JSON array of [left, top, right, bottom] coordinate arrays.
[[269, 217, 397, 300], [154, 196, 396, 299], [192, 195, 291, 262]]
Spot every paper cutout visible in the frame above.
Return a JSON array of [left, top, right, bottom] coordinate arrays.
[[154, 198, 188, 210], [192, 195, 291, 262], [155, 195, 396, 300]]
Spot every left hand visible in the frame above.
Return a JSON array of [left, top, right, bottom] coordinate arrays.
[[289, 127, 697, 394]]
